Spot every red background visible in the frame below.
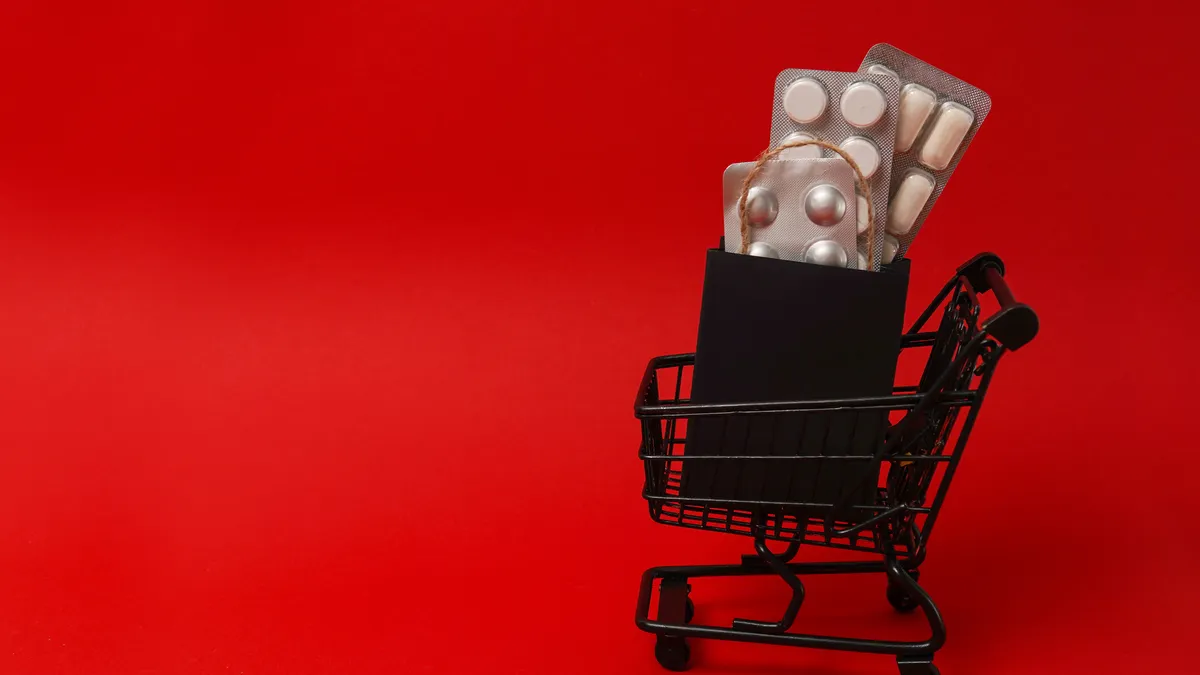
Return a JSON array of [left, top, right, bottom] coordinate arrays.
[[0, 2, 1195, 673]]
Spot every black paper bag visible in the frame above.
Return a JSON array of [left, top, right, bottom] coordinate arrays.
[[682, 249, 910, 519]]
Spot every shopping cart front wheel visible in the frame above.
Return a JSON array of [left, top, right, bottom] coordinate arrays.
[[654, 636, 691, 672]]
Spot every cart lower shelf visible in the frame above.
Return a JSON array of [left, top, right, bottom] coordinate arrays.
[[634, 541, 945, 674]]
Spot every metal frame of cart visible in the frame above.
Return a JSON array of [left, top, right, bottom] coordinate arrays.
[[633, 253, 1038, 675]]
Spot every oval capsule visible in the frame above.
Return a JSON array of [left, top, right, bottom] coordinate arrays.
[[886, 169, 936, 236], [896, 83, 937, 153], [882, 234, 900, 264], [918, 102, 974, 170], [866, 64, 899, 81]]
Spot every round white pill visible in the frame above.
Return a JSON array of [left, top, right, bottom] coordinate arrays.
[[840, 81, 887, 128], [839, 136, 881, 180], [856, 193, 869, 235], [747, 241, 780, 259], [882, 234, 900, 264], [804, 239, 848, 267], [744, 187, 778, 228], [803, 184, 845, 226], [857, 250, 868, 270], [779, 131, 822, 160], [782, 78, 828, 124]]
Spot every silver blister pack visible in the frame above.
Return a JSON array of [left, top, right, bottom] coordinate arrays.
[[723, 159, 859, 269], [859, 43, 992, 259], [768, 70, 900, 270]]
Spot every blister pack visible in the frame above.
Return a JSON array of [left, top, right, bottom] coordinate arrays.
[[856, 232, 901, 270], [859, 43, 992, 258], [723, 158, 860, 268], [768, 70, 900, 270]]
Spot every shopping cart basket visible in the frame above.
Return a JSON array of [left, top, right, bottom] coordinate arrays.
[[633, 252, 1038, 675]]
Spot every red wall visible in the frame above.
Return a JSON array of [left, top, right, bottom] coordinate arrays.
[[0, 2, 1194, 673]]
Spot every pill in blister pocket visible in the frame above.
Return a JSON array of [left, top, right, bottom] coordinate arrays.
[[803, 184, 846, 226], [782, 78, 828, 124], [724, 159, 860, 266], [860, 238, 899, 267], [839, 81, 887, 128], [839, 136, 881, 180], [770, 69, 901, 270], [882, 234, 900, 264], [896, 84, 937, 153], [887, 170, 936, 236], [744, 187, 779, 228], [779, 131, 823, 159], [748, 241, 780, 258], [918, 102, 974, 170], [804, 239, 848, 267], [855, 193, 869, 235], [860, 43, 992, 260], [867, 64, 899, 81]]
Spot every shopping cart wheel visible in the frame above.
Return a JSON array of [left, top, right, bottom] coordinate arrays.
[[654, 636, 691, 672], [684, 597, 695, 624], [887, 569, 921, 613]]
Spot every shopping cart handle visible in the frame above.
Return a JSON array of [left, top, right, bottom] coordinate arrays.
[[958, 253, 1039, 351]]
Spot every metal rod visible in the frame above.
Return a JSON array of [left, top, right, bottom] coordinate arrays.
[[641, 494, 932, 514], [831, 503, 910, 536], [731, 536, 806, 633], [638, 391, 977, 419], [635, 561, 945, 655], [639, 454, 950, 462]]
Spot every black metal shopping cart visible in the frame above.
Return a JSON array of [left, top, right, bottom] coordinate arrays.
[[633, 253, 1038, 675]]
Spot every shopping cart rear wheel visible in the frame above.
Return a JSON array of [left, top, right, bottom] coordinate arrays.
[[684, 597, 695, 624], [887, 569, 921, 613], [654, 636, 691, 672]]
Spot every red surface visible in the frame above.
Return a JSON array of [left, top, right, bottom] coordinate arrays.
[[0, 2, 1196, 673]]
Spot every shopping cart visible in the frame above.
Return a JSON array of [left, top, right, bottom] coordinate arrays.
[[633, 253, 1038, 675]]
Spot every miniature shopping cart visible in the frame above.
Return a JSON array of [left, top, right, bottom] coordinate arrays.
[[633, 253, 1038, 675]]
